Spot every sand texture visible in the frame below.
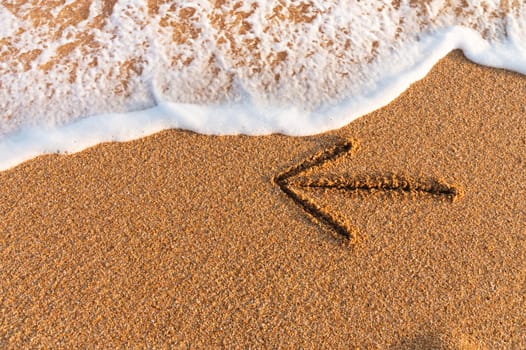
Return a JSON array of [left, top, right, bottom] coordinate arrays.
[[1, 51, 525, 348]]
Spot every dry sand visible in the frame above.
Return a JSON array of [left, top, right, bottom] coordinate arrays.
[[1, 51, 525, 348]]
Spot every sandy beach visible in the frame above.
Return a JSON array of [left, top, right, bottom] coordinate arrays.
[[1, 51, 525, 348]]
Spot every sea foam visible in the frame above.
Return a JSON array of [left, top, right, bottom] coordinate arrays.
[[0, 1, 525, 170]]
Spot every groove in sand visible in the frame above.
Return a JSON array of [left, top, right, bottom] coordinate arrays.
[[275, 139, 462, 241]]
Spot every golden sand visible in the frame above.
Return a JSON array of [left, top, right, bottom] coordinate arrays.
[[1, 51, 525, 348]]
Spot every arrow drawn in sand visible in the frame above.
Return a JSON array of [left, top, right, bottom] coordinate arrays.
[[274, 140, 463, 243]]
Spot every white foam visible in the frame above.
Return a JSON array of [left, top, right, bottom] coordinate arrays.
[[0, 1, 525, 171]]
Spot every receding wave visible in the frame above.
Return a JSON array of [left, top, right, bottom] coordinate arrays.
[[0, 1, 525, 170]]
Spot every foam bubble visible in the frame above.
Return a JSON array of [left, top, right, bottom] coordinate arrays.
[[0, 1, 525, 170]]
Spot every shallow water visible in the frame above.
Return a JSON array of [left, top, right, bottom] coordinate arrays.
[[0, 0, 525, 170]]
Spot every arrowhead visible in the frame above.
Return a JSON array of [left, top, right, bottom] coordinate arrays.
[[275, 139, 463, 243]]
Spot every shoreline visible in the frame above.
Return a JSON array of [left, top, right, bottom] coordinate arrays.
[[2, 25, 526, 171], [1, 51, 525, 348]]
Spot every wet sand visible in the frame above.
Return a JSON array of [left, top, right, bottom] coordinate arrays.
[[1, 51, 525, 348]]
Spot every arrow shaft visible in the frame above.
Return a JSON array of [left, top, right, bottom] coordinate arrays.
[[290, 176, 461, 201]]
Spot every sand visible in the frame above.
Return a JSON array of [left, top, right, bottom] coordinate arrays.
[[1, 51, 525, 348]]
